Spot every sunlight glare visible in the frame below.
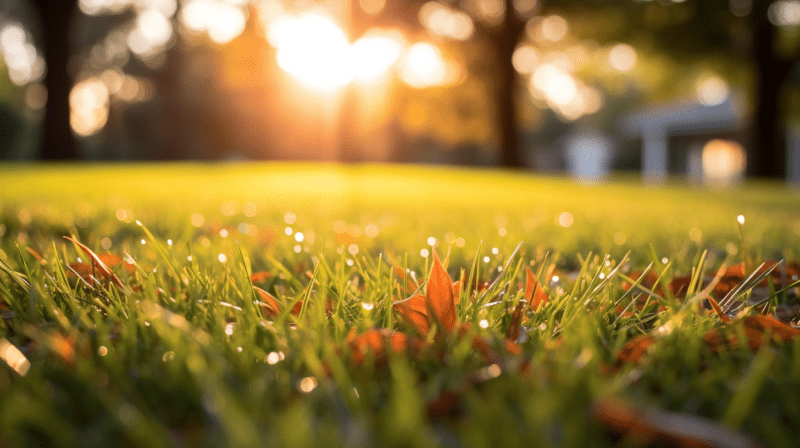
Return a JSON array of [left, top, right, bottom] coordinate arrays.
[[350, 29, 404, 84], [180, 0, 247, 44], [274, 13, 353, 92], [399, 42, 448, 88]]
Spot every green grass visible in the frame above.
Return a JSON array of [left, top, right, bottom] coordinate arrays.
[[1, 163, 799, 447]]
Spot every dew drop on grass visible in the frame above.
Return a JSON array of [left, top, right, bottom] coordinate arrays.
[[237, 347, 242, 353], [361, 302, 374, 311], [483, 256, 490, 263], [294, 232, 304, 242], [737, 215, 745, 225], [479, 319, 489, 329], [98, 346, 108, 356], [187, 256, 193, 261], [167, 239, 172, 246], [492, 247, 499, 254], [218, 254, 227, 263], [558, 212, 574, 228], [599, 273, 605, 279], [266, 352, 281, 364], [298, 376, 318, 393], [190, 213, 204, 227], [225, 323, 234, 336], [162, 351, 175, 362], [136, 220, 142, 226], [140, 239, 146, 245], [661, 257, 669, 264]]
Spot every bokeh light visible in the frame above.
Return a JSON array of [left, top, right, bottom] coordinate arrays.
[[702, 139, 746, 185], [399, 43, 449, 88], [608, 43, 637, 72], [0, 22, 45, 86], [350, 29, 405, 84], [695, 75, 729, 106], [180, 0, 247, 44], [419, 2, 475, 41], [70, 78, 110, 136], [272, 13, 353, 92]]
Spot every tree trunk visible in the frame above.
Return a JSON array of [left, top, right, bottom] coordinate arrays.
[[34, 0, 79, 160], [490, 1, 526, 169], [748, 2, 791, 179]]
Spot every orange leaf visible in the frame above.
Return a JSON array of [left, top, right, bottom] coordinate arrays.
[[250, 271, 272, 283], [25, 247, 46, 265], [346, 328, 426, 365], [743, 314, 800, 341], [394, 294, 430, 336], [525, 267, 549, 311], [616, 334, 655, 365], [507, 300, 525, 341], [254, 286, 282, 317], [706, 296, 732, 323], [508, 267, 549, 340], [593, 398, 760, 448], [426, 251, 457, 335], [63, 236, 125, 289]]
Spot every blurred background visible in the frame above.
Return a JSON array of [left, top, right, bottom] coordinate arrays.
[[0, 0, 799, 183]]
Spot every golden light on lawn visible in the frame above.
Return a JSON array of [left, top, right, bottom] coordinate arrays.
[[702, 139, 746, 185], [70, 78, 110, 136]]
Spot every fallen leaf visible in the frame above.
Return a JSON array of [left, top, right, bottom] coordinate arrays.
[[593, 398, 762, 448], [254, 286, 302, 318], [616, 334, 655, 365], [426, 251, 457, 335], [346, 328, 426, 365]]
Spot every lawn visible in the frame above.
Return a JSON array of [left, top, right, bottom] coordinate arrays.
[[1, 163, 800, 447]]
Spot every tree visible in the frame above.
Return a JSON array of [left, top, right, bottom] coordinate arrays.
[[410, 0, 798, 177], [32, 0, 79, 160], [540, 0, 800, 179]]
